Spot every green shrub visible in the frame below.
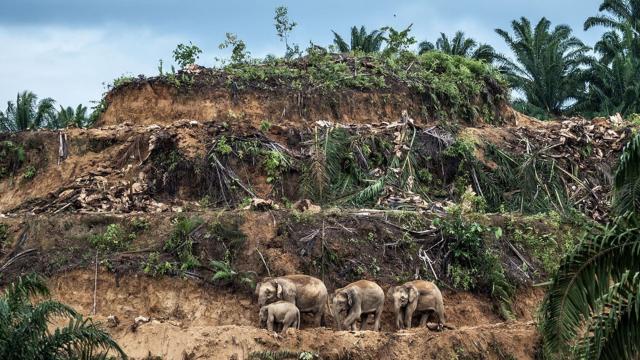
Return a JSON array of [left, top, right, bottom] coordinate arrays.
[[142, 252, 175, 277], [210, 255, 255, 289], [89, 224, 132, 252], [173, 42, 202, 68], [22, 165, 36, 181], [130, 217, 150, 233], [263, 149, 291, 184], [111, 75, 135, 89], [435, 207, 515, 318], [164, 216, 203, 271]]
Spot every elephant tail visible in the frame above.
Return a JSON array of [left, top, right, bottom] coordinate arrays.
[[296, 309, 301, 330]]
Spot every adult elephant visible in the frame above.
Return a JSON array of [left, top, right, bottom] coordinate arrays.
[[388, 280, 445, 330], [332, 280, 384, 331], [255, 275, 327, 327]]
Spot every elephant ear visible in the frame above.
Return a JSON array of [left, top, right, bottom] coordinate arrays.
[[346, 288, 356, 307], [407, 285, 418, 303], [275, 281, 283, 299]]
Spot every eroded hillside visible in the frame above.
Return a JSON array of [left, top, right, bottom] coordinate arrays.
[[0, 55, 636, 359]]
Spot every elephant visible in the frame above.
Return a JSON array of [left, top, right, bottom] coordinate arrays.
[[388, 280, 445, 330], [255, 275, 328, 327], [331, 280, 384, 331], [259, 301, 300, 333]]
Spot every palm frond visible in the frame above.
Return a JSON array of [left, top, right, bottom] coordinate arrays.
[[43, 317, 127, 359], [539, 218, 640, 359]]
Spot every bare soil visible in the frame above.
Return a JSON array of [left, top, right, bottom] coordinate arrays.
[[50, 270, 541, 360]]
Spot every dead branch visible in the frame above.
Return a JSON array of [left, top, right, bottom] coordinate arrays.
[[299, 229, 320, 243], [255, 248, 271, 277], [0, 248, 36, 272], [92, 250, 98, 315]]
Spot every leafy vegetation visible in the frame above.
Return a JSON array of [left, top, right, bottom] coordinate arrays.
[[163, 216, 203, 272], [613, 132, 640, 216], [55, 104, 89, 128], [173, 42, 202, 68], [21, 165, 36, 181], [495, 17, 591, 117], [419, 31, 497, 63], [0, 274, 126, 359], [210, 257, 255, 288], [0, 91, 56, 132], [0, 141, 25, 179], [89, 224, 133, 252], [223, 49, 506, 123], [539, 216, 640, 359], [274, 6, 299, 58], [332, 26, 386, 53], [434, 205, 515, 318]]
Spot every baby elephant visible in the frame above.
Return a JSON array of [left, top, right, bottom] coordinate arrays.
[[332, 280, 385, 331], [259, 301, 300, 333], [388, 280, 445, 330]]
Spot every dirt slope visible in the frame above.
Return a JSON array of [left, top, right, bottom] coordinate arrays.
[[50, 270, 541, 360]]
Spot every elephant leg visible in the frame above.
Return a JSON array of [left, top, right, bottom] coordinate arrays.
[[373, 306, 383, 331], [419, 312, 429, 327], [396, 311, 404, 330], [359, 313, 369, 331], [267, 314, 275, 332], [313, 309, 323, 328], [404, 310, 413, 330]]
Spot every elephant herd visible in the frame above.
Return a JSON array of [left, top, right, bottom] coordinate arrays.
[[255, 275, 445, 334]]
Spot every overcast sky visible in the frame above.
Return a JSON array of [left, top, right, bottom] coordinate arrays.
[[0, 0, 605, 109]]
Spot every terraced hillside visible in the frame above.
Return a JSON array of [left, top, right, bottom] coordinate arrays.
[[0, 55, 634, 359]]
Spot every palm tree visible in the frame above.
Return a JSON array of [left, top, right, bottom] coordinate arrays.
[[0, 91, 56, 132], [539, 135, 640, 359], [576, 1, 640, 116], [418, 31, 497, 63], [0, 274, 127, 359], [331, 26, 386, 53], [495, 17, 591, 117], [584, 0, 640, 42], [576, 45, 640, 116], [55, 104, 89, 129]]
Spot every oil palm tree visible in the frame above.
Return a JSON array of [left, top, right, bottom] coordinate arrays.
[[331, 26, 386, 53], [584, 0, 640, 41], [577, 0, 640, 116], [0, 274, 127, 359], [418, 31, 497, 63], [539, 135, 640, 359], [0, 91, 56, 132], [495, 17, 591, 117], [575, 44, 640, 116], [55, 104, 89, 129]]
